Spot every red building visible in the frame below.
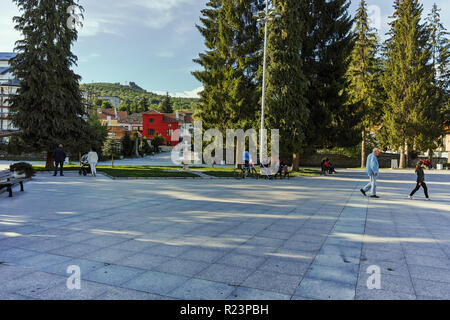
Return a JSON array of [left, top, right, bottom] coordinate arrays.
[[142, 110, 189, 146]]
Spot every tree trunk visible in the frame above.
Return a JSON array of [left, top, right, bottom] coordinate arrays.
[[361, 130, 367, 168], [292, 153, 300, 172], [399, 144, 406, 169], [405, 143, 409, 168], [45, 151, 54, 170]]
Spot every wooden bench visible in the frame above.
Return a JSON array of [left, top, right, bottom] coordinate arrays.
[[0, 170, 26, 198]]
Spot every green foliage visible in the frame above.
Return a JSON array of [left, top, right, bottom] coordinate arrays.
[[121, 133, 134, 157], [9, 0, 91, 156], [81, 82, 197, 112], [382, 0, 439, 159], [10, 162, 35, 178], [151, 134, 165, 152], [101, 101, 113, 109], [87, 113, 108, 155], [6, 136, 30, 155], [266, 0, 310, 156], [140, 138, 153, 156], [300, 0, 356, 151], [160, 93, 173, 113], [102, 138, 121, 166], [193, 0, 263, 133]]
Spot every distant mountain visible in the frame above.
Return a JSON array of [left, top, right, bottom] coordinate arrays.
[[80, 82, 198, 112]]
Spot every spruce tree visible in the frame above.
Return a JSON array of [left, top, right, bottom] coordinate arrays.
[[346, 0, 383, 167], [265, 0, 309, 170], [160, 93, 174, 113], [300, 0, 355, 152], [382, 0, 435, 168], [9, 0, 90, 168], [193, 0, 263, 133], [415, 3, 450, 156]]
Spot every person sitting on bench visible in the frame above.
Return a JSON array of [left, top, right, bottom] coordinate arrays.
[[324, 158, 337, 174]]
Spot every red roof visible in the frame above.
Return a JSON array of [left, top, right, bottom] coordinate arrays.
[[97, 109, 128, 121]]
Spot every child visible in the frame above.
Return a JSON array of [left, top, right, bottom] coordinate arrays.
[[409, 160, 430, 200]]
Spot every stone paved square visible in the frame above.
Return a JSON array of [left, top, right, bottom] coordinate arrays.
[[1, 169, 449, 300]]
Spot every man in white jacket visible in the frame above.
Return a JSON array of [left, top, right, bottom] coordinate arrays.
[[87, 147, 99, 177]]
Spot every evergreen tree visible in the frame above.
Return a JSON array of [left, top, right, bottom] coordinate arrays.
[[103, 138, 120, 167], [121, 132, 134, 157], [193, 0, 263, 134], [266, 0, 309, 170], [138, 97, 150, 113], [416, 3, 450, 156], [382, 0, 435, 168], [160, 93, 174, 113], [300, 0, 355, 153], [9, 0, 90, 168], [346, 0, 383, 167], [428, 3, 449, 92]]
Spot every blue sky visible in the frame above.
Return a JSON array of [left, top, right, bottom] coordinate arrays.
[[0, 0, 449, 98]]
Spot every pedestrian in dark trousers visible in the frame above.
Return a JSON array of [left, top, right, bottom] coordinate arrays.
[[409, 160, 430, 201], [53, 144, 66, 176]]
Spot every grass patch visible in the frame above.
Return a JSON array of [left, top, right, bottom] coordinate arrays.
[[192, 167, 321, 178], [33, 165, 199, 178], [32, 165, 321, 178]]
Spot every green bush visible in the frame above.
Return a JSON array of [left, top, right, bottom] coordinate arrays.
[[10, 162, 35, 178]]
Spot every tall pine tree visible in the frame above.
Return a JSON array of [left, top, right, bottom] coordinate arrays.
[[265, 0, 309, 170], [9, 0, 90, 168], [300, 0, 355, 153], [418, 3, 450, 155], [193, 0, 263, 133], [346, 0, 383, 167], [160, 93, 173, 113], [382, 0, 435, 168]]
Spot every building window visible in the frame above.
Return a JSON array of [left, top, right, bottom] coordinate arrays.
[[167, 129, 173, 137], [149, 118, 154, 123], [148, 129, 155, 136]]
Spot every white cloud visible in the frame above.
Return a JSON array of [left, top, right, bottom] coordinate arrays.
[[152, 86, 202, 99], [173, 86, 203, 98]]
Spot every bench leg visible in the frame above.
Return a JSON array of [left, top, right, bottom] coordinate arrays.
[[20, 181, 24, 192], [7, 186, 12, 197]]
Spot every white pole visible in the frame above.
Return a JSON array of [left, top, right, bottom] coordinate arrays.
[[260, 0, 269, 164]]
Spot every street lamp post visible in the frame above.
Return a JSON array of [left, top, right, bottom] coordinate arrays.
[[254, 0, 280, 164]]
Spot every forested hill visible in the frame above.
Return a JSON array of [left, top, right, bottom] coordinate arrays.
[[80, 82, 199, 112]]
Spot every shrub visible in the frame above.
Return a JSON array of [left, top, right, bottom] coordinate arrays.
[[10, 162, 35, 178]]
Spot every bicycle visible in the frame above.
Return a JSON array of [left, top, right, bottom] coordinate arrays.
[[233, 164, 259, 180]]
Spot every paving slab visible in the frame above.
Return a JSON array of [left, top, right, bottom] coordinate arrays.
[[1, 169, 449, 300]]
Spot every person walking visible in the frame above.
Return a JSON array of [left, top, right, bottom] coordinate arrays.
[[53, 144, 66, 177], [409, 160, 430, 200], [87, 147, 99, 177], [361, 148, 381, 198]]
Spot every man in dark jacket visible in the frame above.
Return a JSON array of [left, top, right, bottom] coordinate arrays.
[[53, 144, 66, 176]]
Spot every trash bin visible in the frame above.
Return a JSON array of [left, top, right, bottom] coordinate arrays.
[[436, 164, 443, 170], [391, 159, 398, 169]]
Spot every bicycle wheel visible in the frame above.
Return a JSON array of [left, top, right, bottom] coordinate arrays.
[[250, 168, 259, 179], [233, 168, 244, 180]]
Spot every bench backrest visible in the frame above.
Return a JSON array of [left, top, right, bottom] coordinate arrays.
[[0, 170, 13, 182]]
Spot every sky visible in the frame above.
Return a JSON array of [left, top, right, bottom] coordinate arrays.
[[0, 0, 449, 98]]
